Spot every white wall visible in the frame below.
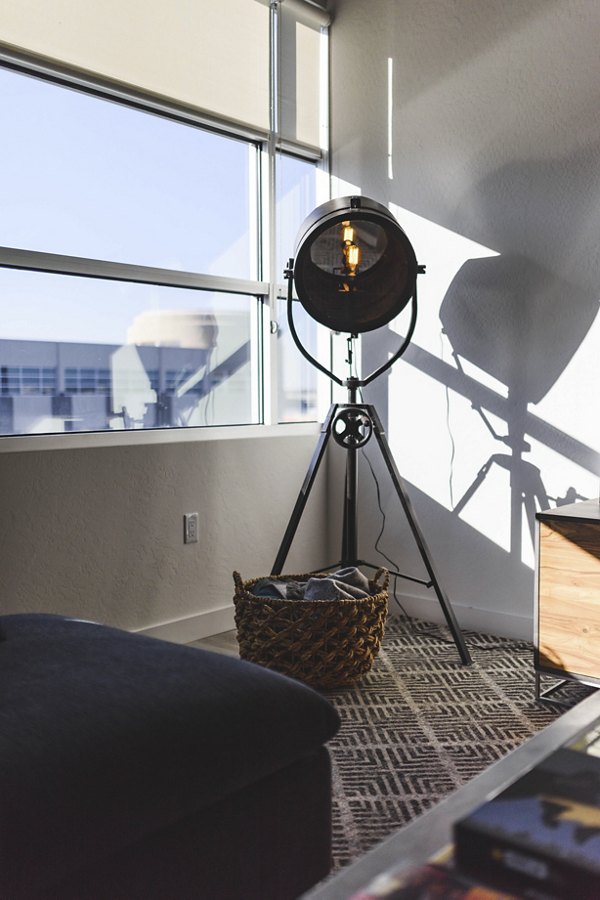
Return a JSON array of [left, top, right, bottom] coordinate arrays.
[[0, 429, 332, 641], [329, 0, 600, 639]]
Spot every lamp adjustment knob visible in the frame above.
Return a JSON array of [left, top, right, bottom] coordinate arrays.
[[332, 407, 373, 449]]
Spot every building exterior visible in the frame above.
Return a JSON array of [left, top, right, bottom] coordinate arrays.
[[0, 316, 252, 434]]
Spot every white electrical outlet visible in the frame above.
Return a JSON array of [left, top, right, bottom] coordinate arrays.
[[184, 512, 199, 544]]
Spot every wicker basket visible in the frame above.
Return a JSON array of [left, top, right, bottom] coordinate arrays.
[[232, 568, 389, 689]]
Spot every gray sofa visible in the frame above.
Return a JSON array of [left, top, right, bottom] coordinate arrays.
[[0, 614, 340, 899]]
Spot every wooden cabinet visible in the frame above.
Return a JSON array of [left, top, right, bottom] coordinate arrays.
[[535, 499, 600, 693]]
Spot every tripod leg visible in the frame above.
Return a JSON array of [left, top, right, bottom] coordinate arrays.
[[369, 406, 472, 666], [271, 405, 337, 575], [341, 446, 359, 567]]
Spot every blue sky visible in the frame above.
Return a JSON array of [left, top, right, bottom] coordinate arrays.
[[0, 66, 315, 347]]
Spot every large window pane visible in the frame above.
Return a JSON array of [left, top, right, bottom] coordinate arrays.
[[0, 270, 259, 435], [0, 68, 255, 278], [276, 153, 321, 422]]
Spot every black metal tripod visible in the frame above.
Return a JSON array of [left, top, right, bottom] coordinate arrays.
[[272, 375, 472, 666]]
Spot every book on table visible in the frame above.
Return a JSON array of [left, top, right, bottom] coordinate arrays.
[[349, 857, 523, 898], [453, 716, 600, 899]]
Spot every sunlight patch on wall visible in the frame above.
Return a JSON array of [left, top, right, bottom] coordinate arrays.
[[533, 310, 600, 452], [387, 203, 499, 365], [389, 363, 513, 554], [330, 177, 361, 198], [384, 204, 519, 556]]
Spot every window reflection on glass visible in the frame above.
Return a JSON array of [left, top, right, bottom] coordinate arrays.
[[0, 270, 259, 435], [0, 67, 255, 278], [276, 153, 320, 423]]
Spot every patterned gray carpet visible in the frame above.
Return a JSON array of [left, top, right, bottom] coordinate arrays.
[[322, 615, 593, 872]]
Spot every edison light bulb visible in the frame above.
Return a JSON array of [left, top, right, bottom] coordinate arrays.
[[346, 243, 361, 270], [342, 221, 355, 244]]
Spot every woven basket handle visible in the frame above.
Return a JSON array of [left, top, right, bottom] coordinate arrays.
[[373, 567, 390, 591], [233, 571, 244, 593]]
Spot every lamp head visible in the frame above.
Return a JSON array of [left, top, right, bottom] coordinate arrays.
[[292, 195, 419, 334]]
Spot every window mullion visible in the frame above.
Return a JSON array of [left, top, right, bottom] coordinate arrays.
[[0, 247, 269, 297], [263, 0, 283, 427]]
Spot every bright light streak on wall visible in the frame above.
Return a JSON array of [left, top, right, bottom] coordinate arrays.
[[319, 27, 329, 154], [387, 58, 393, 180]]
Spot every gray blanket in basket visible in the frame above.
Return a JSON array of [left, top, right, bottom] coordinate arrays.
[[252, 567, 372, 601]]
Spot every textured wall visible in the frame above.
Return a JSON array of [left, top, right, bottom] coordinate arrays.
[[0, 432, 330, 636], [329, 0, 600, 638]]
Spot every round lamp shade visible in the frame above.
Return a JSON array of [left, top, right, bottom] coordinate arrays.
[[293, 196, 419, 333]]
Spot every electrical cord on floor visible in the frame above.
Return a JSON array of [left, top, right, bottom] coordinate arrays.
[[407, 622, 532, 653], [465, 633, 531, 652]]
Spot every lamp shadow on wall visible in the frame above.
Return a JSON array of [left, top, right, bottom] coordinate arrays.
[[439, 252, 597, 557], [362, 249, 599, 574]]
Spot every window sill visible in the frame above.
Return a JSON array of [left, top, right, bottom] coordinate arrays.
[[0, 422, 321, 453]]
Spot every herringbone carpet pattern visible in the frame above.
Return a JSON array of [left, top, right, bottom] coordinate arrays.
[[322, 615, 593, 872]]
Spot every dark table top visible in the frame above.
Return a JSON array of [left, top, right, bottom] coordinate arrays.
[[536, 498, 600, 523]]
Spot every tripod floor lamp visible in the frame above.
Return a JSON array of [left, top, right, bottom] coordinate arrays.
[[272, 195, 472, 666]]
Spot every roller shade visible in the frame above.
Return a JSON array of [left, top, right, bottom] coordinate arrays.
[[0, 0, 327, 144], [0, 0, 271, 131]]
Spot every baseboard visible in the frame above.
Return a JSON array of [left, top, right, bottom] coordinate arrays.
[[389, 591, 533, 643], [134, 605, 236, 644], [134, 594, 532, 646]]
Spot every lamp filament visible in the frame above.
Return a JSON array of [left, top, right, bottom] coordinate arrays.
[[341, 220, 361, 277]]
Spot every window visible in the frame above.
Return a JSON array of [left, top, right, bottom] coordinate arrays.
[[0, 0, 329, 438], [0, 366, 57, 396]]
